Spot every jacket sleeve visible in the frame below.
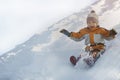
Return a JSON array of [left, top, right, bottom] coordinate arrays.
[[70, 29, 86, 41], [101, 28, 115, 40]]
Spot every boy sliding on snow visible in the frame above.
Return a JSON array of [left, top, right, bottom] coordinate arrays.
[[60, 10, 117, 66]]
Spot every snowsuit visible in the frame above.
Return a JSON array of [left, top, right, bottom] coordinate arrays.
[[70, 26, 115, 62]]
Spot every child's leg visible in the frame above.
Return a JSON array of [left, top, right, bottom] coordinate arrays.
[[90, 49, 100, 58], [90, 49, 105, 62], [83, 46, 105, 66]]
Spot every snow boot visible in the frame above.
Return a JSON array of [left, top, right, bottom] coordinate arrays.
[[70, 55, 81, 66], [70, 56, 77, 65], [83, 56, 95, 67]]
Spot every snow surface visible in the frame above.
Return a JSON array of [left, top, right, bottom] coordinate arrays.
[[0, 0, 120, 80]]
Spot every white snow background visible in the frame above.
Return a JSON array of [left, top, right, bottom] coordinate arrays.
[[0, 0, 96, 54], [1, 0, 120, 80]]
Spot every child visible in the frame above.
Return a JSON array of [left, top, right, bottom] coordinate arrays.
[[60, 10, 117, 66]]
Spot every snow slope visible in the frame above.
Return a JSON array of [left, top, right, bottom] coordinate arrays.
[[0, 0, 120, 80]]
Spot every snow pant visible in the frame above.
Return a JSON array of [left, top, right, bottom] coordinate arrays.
[[85, 43, 105, 62]]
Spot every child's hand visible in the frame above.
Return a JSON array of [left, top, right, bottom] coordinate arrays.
[[60, 29, 71, 37], [110, 29, 117, 36], [60, 29, 67, 33]]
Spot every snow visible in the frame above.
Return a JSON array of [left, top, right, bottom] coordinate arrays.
[[0, 0, 120, 80], [0, 0, 96, 54]]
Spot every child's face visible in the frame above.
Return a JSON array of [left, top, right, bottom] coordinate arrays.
[[87, 21, 97, 28]]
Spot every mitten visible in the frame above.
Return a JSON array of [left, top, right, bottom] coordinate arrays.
[[110, 29, 117, 36], [60, 29, 71, 37]]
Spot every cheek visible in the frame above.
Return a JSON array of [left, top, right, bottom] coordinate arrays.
[[94, 23, 97, 26]]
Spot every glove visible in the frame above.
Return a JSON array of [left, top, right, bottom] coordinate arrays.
[[110, 29, 117, 36], [60, 29, 71, 37]]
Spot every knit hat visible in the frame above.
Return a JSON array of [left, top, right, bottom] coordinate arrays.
[[87, 10, 99, 25]]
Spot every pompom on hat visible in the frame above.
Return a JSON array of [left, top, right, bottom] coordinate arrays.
[[87, 10, 99, 25]]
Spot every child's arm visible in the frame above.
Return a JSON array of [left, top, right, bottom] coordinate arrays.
[[70, 29, 86, 41], [101, 28, 117, 40], [70, 28, 86, 38], [60, 29, 86, 41]]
